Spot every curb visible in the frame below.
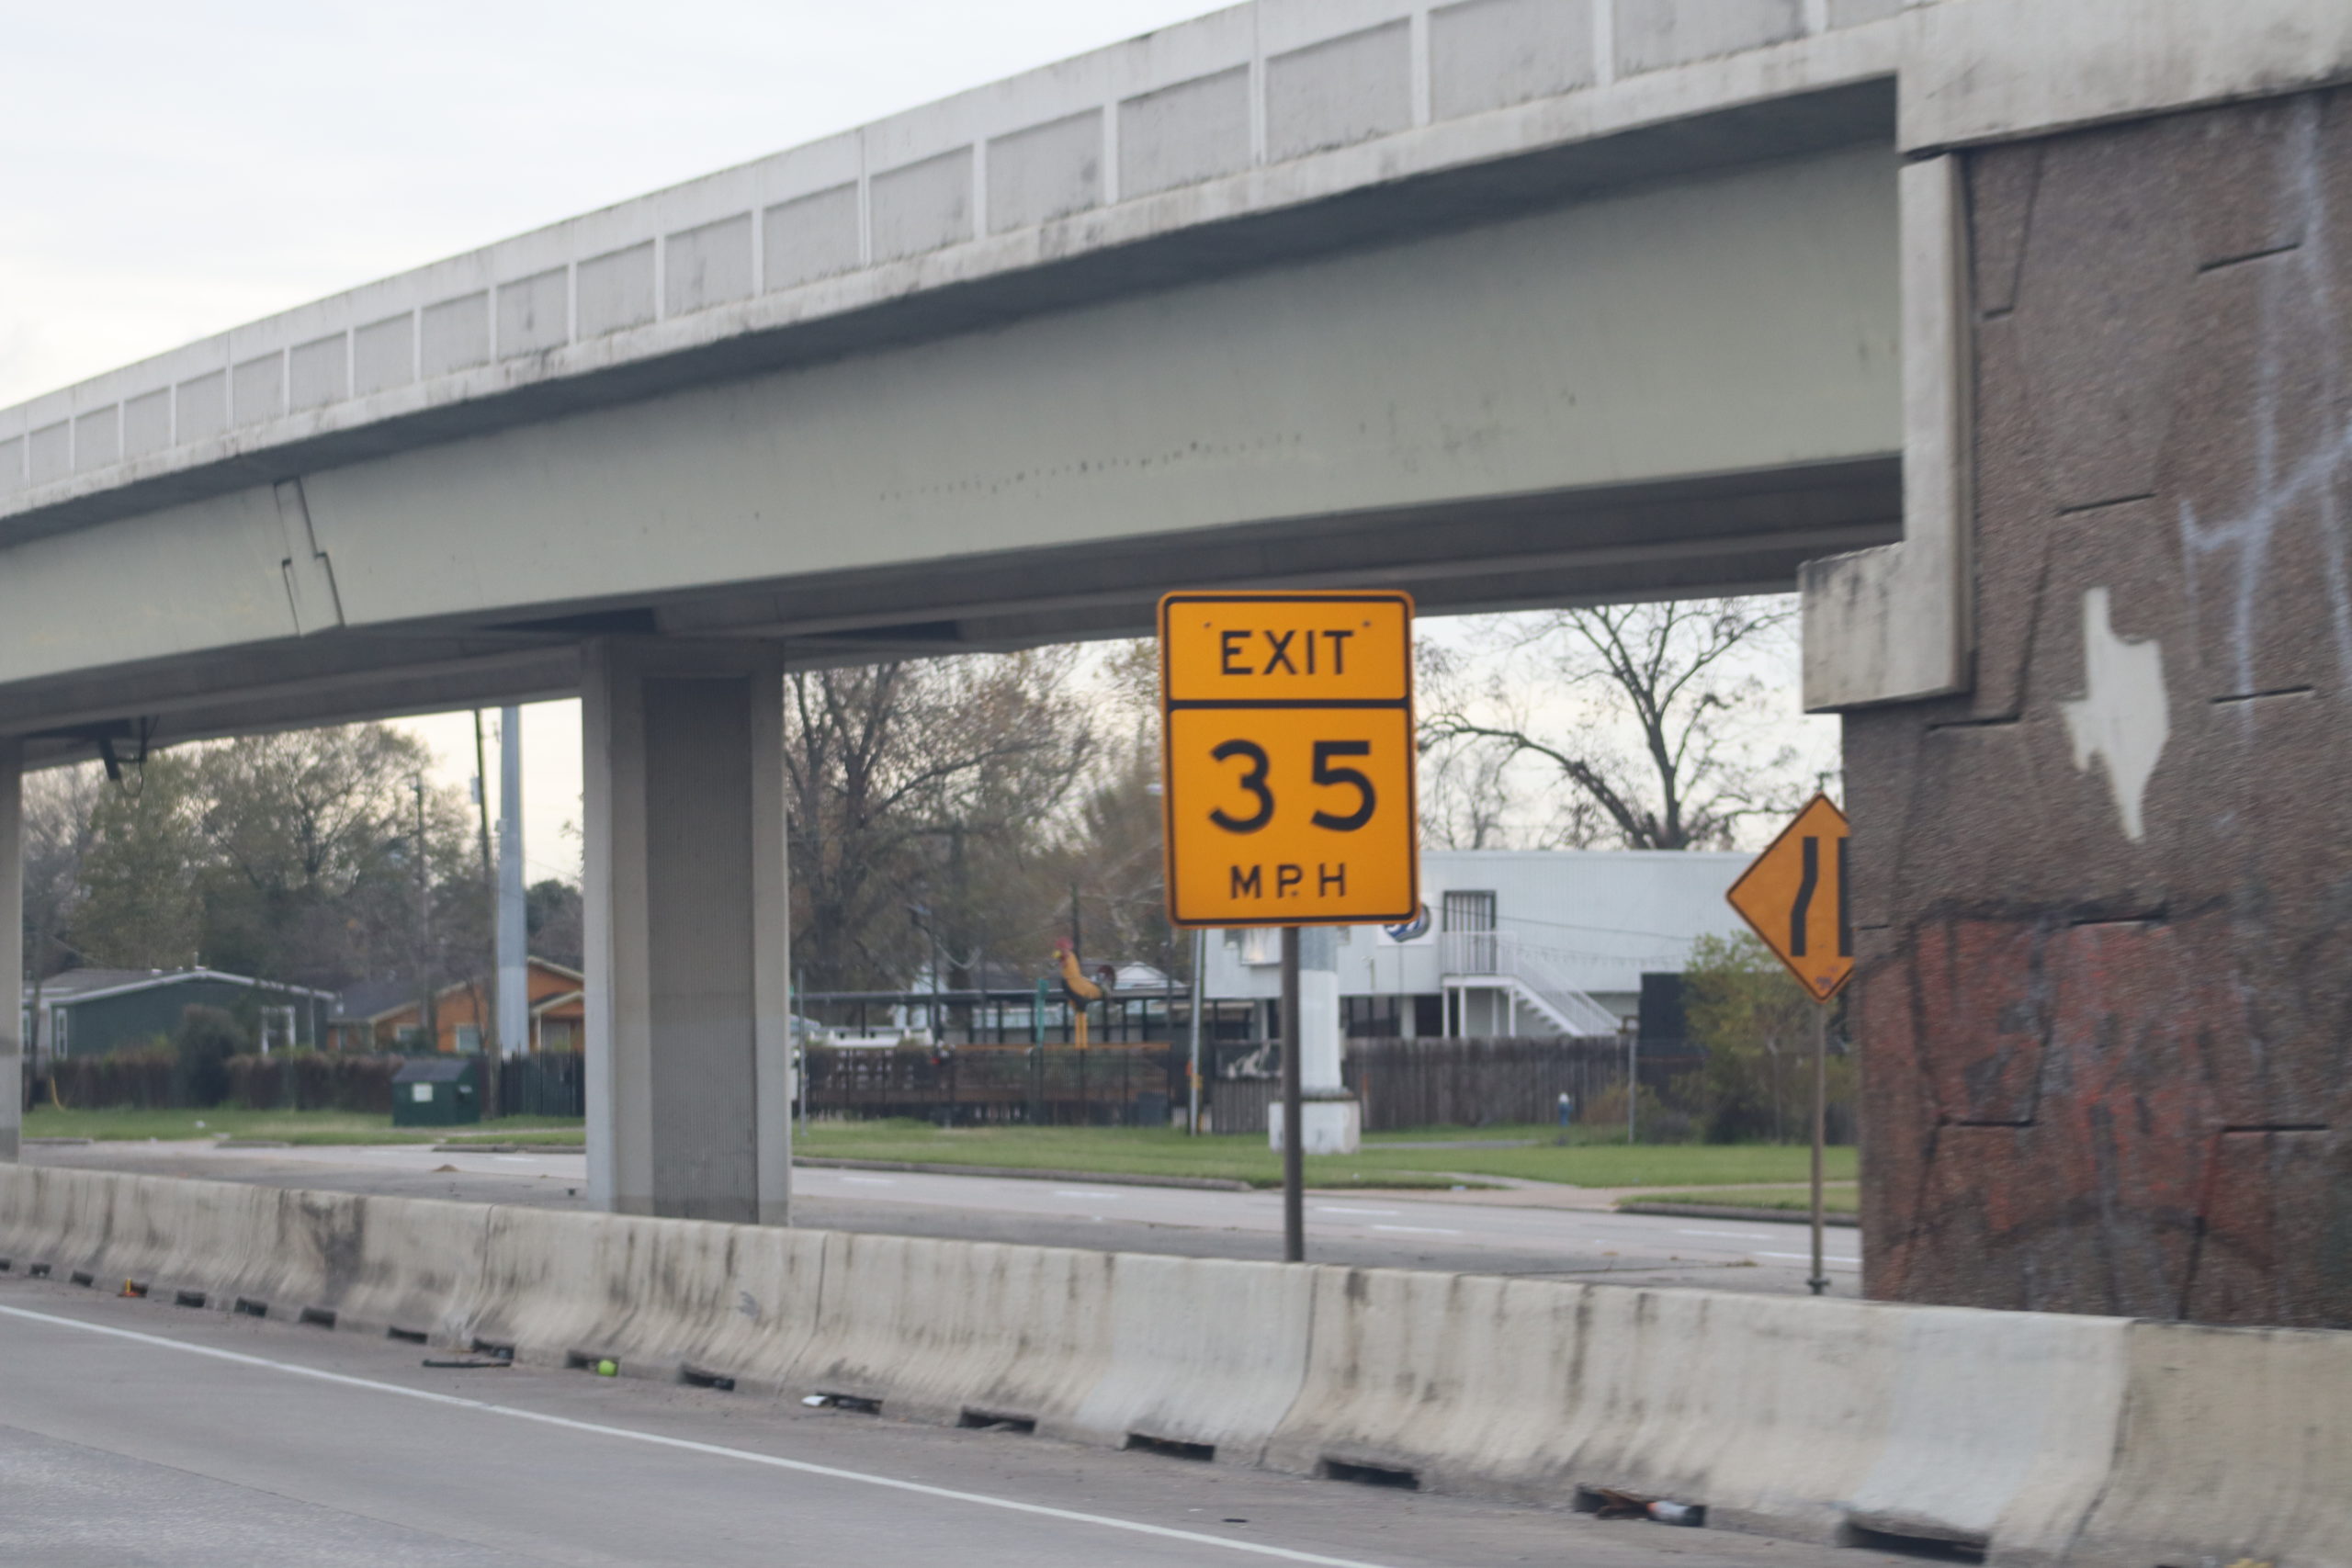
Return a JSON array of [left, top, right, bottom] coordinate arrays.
[[795, 1156, 1254, 1191], [424, 1148, 1255, 1190], [1615, 1201, 1860, 1228], [435, 1143, 585, 1154]]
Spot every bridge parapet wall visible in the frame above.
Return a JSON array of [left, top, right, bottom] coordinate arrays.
[[0, 0, 1920, 540]]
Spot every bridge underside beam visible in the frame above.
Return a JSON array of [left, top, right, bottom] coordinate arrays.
[[6, 454, 1894, 769]]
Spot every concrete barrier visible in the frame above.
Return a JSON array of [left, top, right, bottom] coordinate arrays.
[[275, 1188, 492, 1342], [1, 1162, 2345, 1568], [1070, 1252, 1312, 1465], [469, 1203, 823, 1391], [797, 1231, 1117, 1428], [0, 1167, 323, 1314], [1266, 1267, 2131, 1560], [2070, 1319, 2352, 1568]]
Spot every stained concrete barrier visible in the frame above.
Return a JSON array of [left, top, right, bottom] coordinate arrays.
[[797, 1231, 1116, 1427], [1068, 1251, 1312, 1465], [1, 1163, 2346, 1568], [2072, 1319, 2352, 1568], [469, 1204, 823, 1390]]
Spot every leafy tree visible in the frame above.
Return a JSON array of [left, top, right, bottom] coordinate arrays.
[[72, 752, 207, 969], [1683, 931, 1850, 1144], [188, 725, 450, 990], [27, 726, 482, 1019]]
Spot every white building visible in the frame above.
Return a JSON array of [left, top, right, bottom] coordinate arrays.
[[1201, 850, 1751, 1042]]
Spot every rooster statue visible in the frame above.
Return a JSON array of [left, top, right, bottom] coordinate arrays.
[[1053, 938, 1116, 1049]]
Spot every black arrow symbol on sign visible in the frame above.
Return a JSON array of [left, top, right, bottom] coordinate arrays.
[[1792, 837, 1818, 957], [1789, 836, 1854, 964]]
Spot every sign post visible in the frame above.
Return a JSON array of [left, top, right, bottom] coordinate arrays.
[[1725, 794, 1852, 1296], [1159, 590, 1419, 1264]]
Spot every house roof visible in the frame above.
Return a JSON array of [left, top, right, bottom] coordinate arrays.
[[331, 977, 421, 1024], [25, 967, 335, 1008], [334, 957, 585, 1024]]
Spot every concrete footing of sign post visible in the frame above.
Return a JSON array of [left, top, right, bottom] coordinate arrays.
[[1269, 1096, 1362, 1156]]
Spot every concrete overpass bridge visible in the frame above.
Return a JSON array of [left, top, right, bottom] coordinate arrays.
[[6, 0, 2349, 1325]]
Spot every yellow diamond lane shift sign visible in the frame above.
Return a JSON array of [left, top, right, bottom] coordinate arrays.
[[1724, 793, 1853, 1003], [1159, 591, 1419, 928]]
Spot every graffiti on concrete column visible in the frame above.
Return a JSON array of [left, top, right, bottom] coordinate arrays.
[[2057, 587, 2168, 840]]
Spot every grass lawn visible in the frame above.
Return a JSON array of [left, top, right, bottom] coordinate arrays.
[[20, 1107, 1859, 1191], [21, 1108, 583, 1146], [1633, 1184, 1861, 1214], [793, 1120, 1857, 1190]]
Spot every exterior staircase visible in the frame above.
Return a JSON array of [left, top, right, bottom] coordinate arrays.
[[1439, 931, 1624, 1038]]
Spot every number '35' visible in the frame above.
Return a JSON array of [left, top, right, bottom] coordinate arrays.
[[1206, 740, 1375, 833]]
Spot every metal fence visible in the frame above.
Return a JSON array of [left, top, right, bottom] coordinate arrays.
[[500, 1052, 587, 1118], [803, 1044, 1180, 1125]]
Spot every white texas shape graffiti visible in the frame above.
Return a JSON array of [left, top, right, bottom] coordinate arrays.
[[2058, 586, 2170, 841]]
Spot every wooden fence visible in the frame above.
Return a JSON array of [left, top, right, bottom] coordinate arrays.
[[1206, 1037, 1703, 1134]]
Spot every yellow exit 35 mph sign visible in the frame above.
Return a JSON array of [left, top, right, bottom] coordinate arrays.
[[1159, 591, 1419, 927], [1725, 794, 1852, 1002]]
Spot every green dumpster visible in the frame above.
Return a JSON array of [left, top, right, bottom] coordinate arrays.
[[391, 1055, 481, 1127]]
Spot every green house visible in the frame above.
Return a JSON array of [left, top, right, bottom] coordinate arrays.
[[21, 969, 334, 1059]]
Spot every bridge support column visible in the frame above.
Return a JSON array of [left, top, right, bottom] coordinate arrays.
[[1829, 87, 2352, 1328], [0, 740, 19, 1164], [582, 640, 791, 1224]]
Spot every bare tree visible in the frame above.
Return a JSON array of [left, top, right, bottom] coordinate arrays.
[[1420, 598, 1817, 851], [785, 651, 1095, 991]]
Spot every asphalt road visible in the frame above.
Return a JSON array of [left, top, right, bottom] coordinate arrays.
[[0, 1273, 1878, 1568], [29, 1141, 1859, 1295]]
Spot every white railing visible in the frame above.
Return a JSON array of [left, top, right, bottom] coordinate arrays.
[[1440, 931, 1623, 1038]]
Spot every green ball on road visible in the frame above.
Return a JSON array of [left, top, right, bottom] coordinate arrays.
[[596, 1359, 617, 1377]]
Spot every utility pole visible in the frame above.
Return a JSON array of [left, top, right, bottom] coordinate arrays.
[[412, 774, 435, 1051], [497, 706, 528, 1065], [470, 712, 500, 1119]]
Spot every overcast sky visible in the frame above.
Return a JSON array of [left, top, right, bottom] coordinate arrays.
[[1, 1, 1217, 877], [0, 0, 1216, 405]]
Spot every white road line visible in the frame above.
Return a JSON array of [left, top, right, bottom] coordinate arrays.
[[1051, 1190, 1125, 1201], [0, 1304, 1400, 1568], [836, 1176, 897, 1186], [1675, 1229, 1776, 1241], [1312, 1206, 1401, 1217], [1753, 1251, 1860, 1267], [1369, 1224, 1460, 1236], [491, 1156, 537, 1164]]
